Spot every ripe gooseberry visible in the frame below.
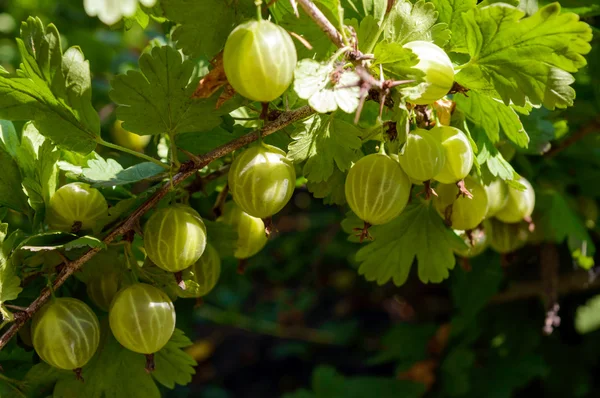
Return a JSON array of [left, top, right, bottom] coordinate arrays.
[[228, 143, 296, 219], [46, 182, 108, 233], [86, 271, 121, 312], [345, 153, 411, 226], [143, 205, 207, 272], [32, 298, 100, 371], [487, 219, 528, 253], [218, 202, 268, 259], [434, 176, 489, 231], [430, 126, 474, 184], [494, 177, 535, 223], [398, 128, 446, 182], [402, 41, 454, 105], [111, 120, 151, 152], [180, 243, 221, 298], [223, 19, 297, 102], [109, 283, 175, 355], [484, 179, 509, 217]]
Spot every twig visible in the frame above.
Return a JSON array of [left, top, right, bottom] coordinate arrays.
[[490, 270, 600, 304], [296, 0, 345, 48], [545, 117, 600, 158], [0, 105, 314, 351], [197, 303, 339, 345]]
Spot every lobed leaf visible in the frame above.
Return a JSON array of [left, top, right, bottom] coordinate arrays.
[[456, 3, 593, 109], [384, 0, 451, 47]]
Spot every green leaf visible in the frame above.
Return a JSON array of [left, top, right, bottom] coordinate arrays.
[[440, 347, 476, 395], [17, 232, 106, 252], [456, 3, 593, 109], [16, 123, 59, 226], [288, 115, 362, 183], [62, 153, 165, 187], [0, 144, 28, 213], [0, 120, 18, 157], [110, 46, 224, 137], [429, 0, 476, 52], [384, 0, 451, 47], [152, 329, 197, 388], [306, 168, 347, 205], [372, 41, 423, 81], [293, 59, 361, 114], [0, 224, 23, 324], [353, 201, 466, 286], [455, 91, 529, 147], [161, 0, 255, 59], [575, 294, 600, 334], [0, 17, 99, 153], [473, 127, 519, 183], [537, 190, 595, 269]]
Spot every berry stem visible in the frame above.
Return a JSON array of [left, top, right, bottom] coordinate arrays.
[[145, 353, 156, 373], [255, 0, 263, 20]]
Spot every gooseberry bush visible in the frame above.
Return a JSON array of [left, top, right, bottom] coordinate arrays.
[[0, 0, 597, 396]]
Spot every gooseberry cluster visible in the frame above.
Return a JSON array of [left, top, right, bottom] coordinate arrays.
[[29, 7, 540, 382]]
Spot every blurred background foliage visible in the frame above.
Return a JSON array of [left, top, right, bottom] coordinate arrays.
[[0, 0, 599, 397]]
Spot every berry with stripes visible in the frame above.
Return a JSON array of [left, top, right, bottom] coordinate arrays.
[[484, 179, 510, 217], [143, 205, 207, 273], [86, 271, 121, 312], [398, 128, 446, 183], [109, 283, 175, 356], [180, 243, 221, 298], [430, 126, 474, 184], [434, 176, 489, 231], [228, 143, 296, 219], [488, 219, 529, 253], [402, 41, 455, 105], [223, 19, 297, 102], [345, 153, 411, 240], [494, 177, 536, 223], [46, 182, 108, 233], [217, 202, 268, 259], [32, 298, 100, 372]]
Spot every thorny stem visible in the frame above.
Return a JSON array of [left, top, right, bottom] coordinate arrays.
[[97, 138, 169, 170], [296, 0, 345, 48], [0, 105, 315, 352]]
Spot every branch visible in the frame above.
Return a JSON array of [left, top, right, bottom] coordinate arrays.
[[545, 116, 600, 158], [0, 105, 314, 351], [296, 0, 345, 48]]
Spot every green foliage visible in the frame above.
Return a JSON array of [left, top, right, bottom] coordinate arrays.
[[0, 0, 598, 396]]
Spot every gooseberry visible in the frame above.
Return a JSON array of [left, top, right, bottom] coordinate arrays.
[[454, 228, 489, 258], [46, 182, 108, 232], [111, 120, 151, 152], [32, 298, 100, 370], [109, 283, 175, 354], [345, 153, 411, 225], [228, 143, 296, 219], [488, 219, 528, 253], [430, 126, 474, 184], [434, 176, 489, 231], [86, 272, 121, 312], [484, 179, 509, 217], [402, 41, 454, 105], [398, 128, 446, 182], [223, 19, 297, 102], [143, 205, 207, 272], [180, 243, 221, 298], [218, 202, 268, 259], [494, 177, 535, 223]]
